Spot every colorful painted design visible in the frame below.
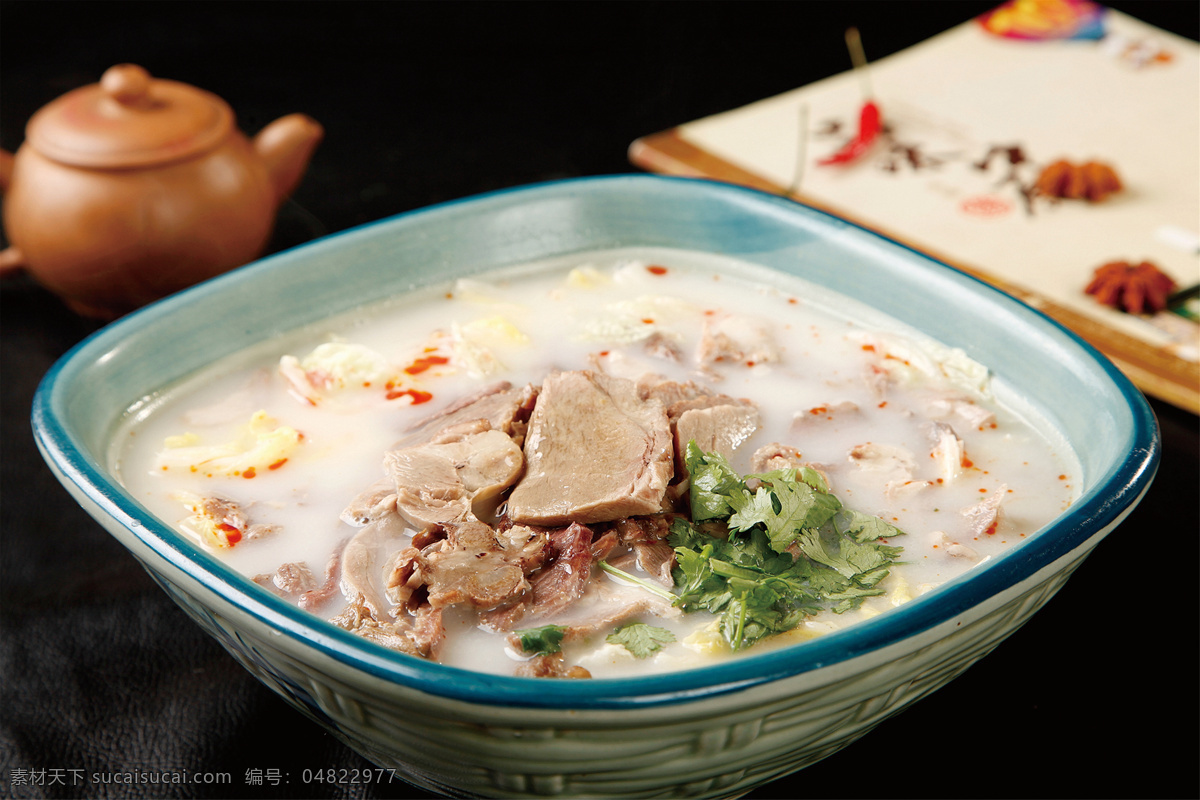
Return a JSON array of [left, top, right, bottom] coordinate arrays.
[[977, 0, 1107, 41]]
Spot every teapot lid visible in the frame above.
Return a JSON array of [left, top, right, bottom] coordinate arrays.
[[26, 64, 234, 168]]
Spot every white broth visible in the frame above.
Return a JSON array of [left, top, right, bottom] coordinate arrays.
[[112, 249, 1079, 677]]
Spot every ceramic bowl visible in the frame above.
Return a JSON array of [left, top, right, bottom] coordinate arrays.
[[32, 175, 1158, 799]]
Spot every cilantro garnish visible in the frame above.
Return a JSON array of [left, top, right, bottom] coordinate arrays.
[[669, 442, 907, 652], [513, 624, 568, 656], [606, 623, 676, 658]]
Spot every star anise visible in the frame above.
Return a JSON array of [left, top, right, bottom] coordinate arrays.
[[1035, 159, 1123, 202], [1085, 260, 1177, 314]]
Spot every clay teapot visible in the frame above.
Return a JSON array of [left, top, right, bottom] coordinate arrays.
[[0, 64, 323, 318]]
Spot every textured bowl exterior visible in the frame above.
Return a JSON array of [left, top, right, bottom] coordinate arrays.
[[33, 176, 1158, 799]]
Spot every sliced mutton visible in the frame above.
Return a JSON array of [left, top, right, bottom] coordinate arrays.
[[506, 371, 673, 526]]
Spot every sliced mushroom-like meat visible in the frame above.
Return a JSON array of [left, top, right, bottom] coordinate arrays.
[[340, 513, 411, 620], [417, 520, 532, 611], [340, 477, 397, 527], [385, 422, 524, 529]]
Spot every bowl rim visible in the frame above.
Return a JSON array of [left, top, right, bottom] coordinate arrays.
[[31, 174, 1160, 710]]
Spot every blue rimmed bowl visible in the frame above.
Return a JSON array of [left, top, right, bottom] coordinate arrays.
[[32, 175, 1158, 799]]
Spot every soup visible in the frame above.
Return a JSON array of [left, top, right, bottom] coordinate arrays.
[[113, 249, 1078, 678]]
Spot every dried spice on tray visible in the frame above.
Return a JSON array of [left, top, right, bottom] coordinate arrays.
[[1035, 159, 1123, 202], [1084, 260, 1177, 314]]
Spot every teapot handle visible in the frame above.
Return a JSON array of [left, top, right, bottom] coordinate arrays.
[[0, 148, 28, 275]]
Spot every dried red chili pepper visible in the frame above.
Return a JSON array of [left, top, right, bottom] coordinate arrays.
[[818, 100, 882, 166]]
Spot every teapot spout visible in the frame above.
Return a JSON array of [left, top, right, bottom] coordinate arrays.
[[253, 114, 324, 204]]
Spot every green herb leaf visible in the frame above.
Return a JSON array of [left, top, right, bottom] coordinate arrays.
[[684, 442, 749, 521], [671, 443, 908, 653], [606, 623, 676, 658], [842, 508, 905, 543], [513, 624, 568, 656]]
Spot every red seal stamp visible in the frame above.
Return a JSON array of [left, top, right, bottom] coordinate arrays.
[[959, 195, 1013, 218]]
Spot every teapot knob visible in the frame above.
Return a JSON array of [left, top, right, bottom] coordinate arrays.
[[100, 64, 152, 106]]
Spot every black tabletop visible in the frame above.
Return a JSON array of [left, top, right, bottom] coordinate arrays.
[[3, 3, 1197, 799]]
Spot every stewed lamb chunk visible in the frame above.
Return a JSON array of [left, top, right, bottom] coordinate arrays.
[[416, 520, 536, 611], [481, 521, 596, 631], [506, 371, 673, 526], [609, 516, 676, 587], [331, 593, 445, 660]]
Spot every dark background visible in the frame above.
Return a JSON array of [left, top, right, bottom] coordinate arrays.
[[3, 2, 1197, 799]]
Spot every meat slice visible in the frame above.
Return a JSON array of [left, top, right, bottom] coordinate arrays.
[[694, 314, 780, 367], [926, 421, 967, 484], [340, 478, 397, 527], [341, 513, 411, 619], [195, 496, 280, 541], [399, 381, 538, 447], [297, 542, 346, 611], [331, 594, 446, 660], [928, 395, 996, 431], [637, 377, 743, 421], [494, 524, 551, 573], [343, 384, 537, 528], [506, 371, 673, 526], [385, 421, 524, 529], [962, 485, 1007, 537], [384, 546, 424, 612], [637, 377, 709, 408], [481, 522, 595, 631], [673, 402, 760, 476], [790, 401, 861, 432], [848, 442, 916, 481], [931, 530, 981, 561], [642, 332, 683, 362], [513, 654, 592, 679], [612, 516, 675, 586], [271, 562, 317, 594], [750, 442, 806, 473], [635, 376, 760, 480], [417, 520, 534, 611]]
